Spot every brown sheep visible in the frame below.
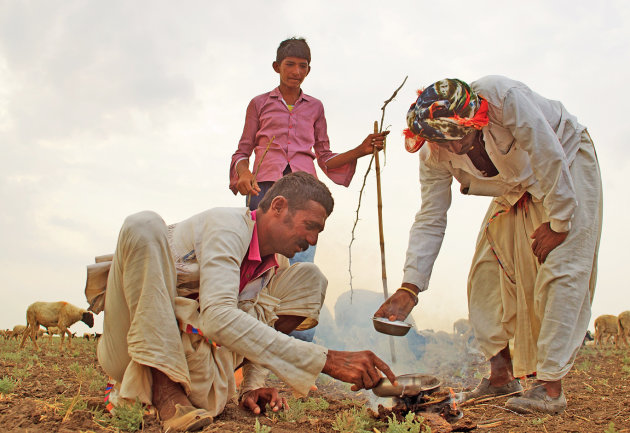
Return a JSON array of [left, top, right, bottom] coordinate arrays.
[[45, 326, 61, 344], [594, 314, 619, 346], [618, 311, 630, 347], [10, 325, 26, 340], [19, 301, 94, 350]]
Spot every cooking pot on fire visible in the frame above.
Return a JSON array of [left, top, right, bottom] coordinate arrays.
[[372, 373, 441, 398]]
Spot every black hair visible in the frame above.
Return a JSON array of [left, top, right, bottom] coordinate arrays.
[[276, 37, 311, 64], [258, 172, 333, 216]]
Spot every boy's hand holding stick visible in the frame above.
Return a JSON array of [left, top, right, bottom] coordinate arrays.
[[246, 136, 275, 208]]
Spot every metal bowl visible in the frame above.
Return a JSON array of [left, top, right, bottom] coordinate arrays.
[[372, 317, 412, 336], [372, 373, 441, 398]]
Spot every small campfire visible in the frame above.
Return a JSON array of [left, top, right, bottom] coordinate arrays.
[[390, 387, 463, 423], [370, 375, 477, 432], [371, 387, 463, 423]]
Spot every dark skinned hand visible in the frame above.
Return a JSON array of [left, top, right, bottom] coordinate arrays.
[[321, 350, 397, 391], [531, 222, 568, 264], [373, 286, 418, 322], [356, 131, 389, 156], [239, 387, 288, 415]]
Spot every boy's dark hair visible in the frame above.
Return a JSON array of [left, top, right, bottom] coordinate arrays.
[[258, 172, 333, 216], [276, 37, 311, 64]]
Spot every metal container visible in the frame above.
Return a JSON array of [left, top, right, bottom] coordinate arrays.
[[372, 317, 412, 336], [372, 373, 441, 398]]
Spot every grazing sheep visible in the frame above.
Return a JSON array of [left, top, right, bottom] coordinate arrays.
[[582, 330, 594, 346], [45, 326, 60, 344], [594, 314, 619, 346], [10, 325, 27, 340], [19, 301, 94, 350], [618, 311, 630, 347]]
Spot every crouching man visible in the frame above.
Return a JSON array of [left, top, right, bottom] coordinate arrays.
[[88, 172, 395, 432]]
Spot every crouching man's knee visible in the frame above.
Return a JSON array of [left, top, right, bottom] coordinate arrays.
[[121, 211, 168, 243], [269, 262, 328, 331]]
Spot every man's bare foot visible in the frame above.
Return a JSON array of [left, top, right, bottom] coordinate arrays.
[[151, 368, 192, 420], [488, 345, 516, 387], [540, 379, 562, 398]]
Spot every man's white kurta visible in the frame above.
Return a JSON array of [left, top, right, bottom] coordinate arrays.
[[402, 75, 602, 379], [95, 207, 328, 416]]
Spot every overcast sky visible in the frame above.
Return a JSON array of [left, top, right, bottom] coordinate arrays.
[[1, 0, 628, 338]]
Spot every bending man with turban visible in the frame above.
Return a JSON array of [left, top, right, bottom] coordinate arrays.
[[375, 76, 602, 415]]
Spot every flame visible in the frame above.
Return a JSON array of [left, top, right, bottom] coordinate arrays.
[[449, 387, 458, 411]]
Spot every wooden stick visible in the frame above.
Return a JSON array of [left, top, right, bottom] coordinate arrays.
[[246, 135, 275, 208], [373, 120, 396, 363], [379, 75, 407, 165], [348, 76, 407, 295], [373, 121, 387, 299]]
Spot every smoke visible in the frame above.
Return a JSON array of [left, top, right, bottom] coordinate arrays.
[[313, 289, 487, 391]]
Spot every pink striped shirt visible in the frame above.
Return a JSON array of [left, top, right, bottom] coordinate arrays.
[[229, 87, 356, 193], [239, 210, 278, 291]]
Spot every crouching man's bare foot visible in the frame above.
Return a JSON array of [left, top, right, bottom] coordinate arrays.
[[151, 368, 192, 420], [151, 368, 213, 431]]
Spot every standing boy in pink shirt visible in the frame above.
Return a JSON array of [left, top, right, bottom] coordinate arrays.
[[229, 36, 387, 223], [229, 37, 386, 341]]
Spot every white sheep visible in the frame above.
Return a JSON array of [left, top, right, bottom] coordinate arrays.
[[617, 311, 630, 348], [19, 301, 94, 350], [594, 314, 619, 346]]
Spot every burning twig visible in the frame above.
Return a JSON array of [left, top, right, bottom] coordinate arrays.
[[414, 395, 449, 408], [449, 387, 458, 411], [246, 135, 275, 207], [348, 76, 407, 298]]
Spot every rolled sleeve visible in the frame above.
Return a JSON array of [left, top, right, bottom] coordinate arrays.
[[402, 154, 453, 291], [312, 106, 357, 186]]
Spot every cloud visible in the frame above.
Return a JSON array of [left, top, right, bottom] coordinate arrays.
[[1, 0, 629, 337]]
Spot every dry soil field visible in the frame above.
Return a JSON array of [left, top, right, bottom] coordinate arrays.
[[1, 336, 629, 432]]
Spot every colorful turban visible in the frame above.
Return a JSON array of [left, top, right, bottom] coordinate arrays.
[[404, 78, 489, 153]]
